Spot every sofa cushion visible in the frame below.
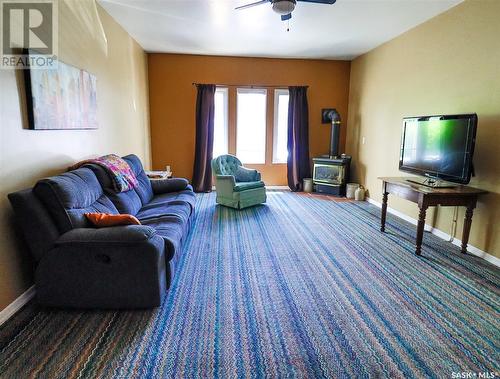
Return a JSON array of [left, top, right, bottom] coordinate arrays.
[[123, 155, 154, 204], [137, 191, 194, 262], [141, 215, 188, 261], [88, 164, 143, 215], [34, 168, 119, 233], [145, 187, 196, 210], [137, 202, 191, 224], [233, 181, 265, 192], [86, 154, 153, 215]]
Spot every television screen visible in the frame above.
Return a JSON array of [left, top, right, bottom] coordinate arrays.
[[399, 114, 477, 184]]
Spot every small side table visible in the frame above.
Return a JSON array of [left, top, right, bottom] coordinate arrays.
[[378, 177, 487, 256], [146, 171, 172, 180]]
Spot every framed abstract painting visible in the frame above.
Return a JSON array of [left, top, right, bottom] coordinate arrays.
[[24, 53, 98, 130]]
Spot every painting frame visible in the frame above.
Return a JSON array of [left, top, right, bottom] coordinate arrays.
[[23, 50, 98, 130]]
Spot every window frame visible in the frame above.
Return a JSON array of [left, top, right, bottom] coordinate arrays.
[[236, 87, 268, 164], [213, 87, 229, 159], [273, 88, 289, 164]]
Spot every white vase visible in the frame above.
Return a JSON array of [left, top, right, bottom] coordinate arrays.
[[346, 183, 359, 199], [354, 185, 365, 201]]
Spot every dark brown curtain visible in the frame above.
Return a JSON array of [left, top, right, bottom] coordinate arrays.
[[287, 86, 311, 192], [192, 84, 216, 192]]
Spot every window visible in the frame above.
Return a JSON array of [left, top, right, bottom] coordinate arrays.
[[212, 87, 289, 166], [236, 88, 267, 164], [213, 87, 228, 159], [273, 89, 289, 163]]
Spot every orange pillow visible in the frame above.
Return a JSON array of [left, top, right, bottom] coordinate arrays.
[[85, 213, 141, 227]]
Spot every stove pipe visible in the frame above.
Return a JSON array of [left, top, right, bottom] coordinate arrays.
[[323, 109, 341, 159], [330, 121, 341, 159]]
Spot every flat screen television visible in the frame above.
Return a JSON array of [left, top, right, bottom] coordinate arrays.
[[399, 114, 477, 186]]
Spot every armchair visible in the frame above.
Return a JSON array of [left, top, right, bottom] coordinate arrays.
[[211, 155, 266, 209]]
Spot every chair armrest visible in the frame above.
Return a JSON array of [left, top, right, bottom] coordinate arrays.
[[150, 178, 189, 195], [55, 225, 157, 245], [37, 226, 167, 308], [215, 175, 236, 194], [254, 171, 262, 181]]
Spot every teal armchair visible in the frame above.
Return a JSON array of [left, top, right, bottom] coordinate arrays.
[[211, 155, 266, 209]]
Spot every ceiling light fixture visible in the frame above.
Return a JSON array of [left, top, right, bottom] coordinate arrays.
[[235, 0, 336, 25], [272, 0, 296, 15]]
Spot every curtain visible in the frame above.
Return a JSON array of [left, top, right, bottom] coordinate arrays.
[[192, 84, 216, 192], [287, 86, 311, 192]]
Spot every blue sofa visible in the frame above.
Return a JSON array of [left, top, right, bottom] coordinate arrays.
[[8, 155, 195, 309]]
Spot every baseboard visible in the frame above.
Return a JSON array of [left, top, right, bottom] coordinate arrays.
[[0, 285, 36, 327], [366, 197, 434, 231], [211, 186, 289, 190], [266, 186, 290, 190], [366, 197, 499, 268]]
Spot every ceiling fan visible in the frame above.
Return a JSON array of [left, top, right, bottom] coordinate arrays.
[[235, 0, 337, 21]]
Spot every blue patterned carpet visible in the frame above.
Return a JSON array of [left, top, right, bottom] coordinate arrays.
[[1, 191, 499, 378]]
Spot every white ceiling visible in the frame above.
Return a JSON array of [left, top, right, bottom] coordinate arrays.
[[99, 0, 462, 60]]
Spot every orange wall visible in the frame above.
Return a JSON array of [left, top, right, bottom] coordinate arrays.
[[148, 54, 350, 185]]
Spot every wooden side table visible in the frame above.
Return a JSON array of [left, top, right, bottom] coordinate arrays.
[[146, 171, 172, 180], [378, 177, 487, 256]]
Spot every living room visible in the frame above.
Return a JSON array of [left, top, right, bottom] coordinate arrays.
[[0, 0, 498, 377]]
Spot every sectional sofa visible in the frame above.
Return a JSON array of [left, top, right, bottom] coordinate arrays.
[[8, 155, 195, 309]]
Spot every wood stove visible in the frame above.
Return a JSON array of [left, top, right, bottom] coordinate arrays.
[[313, 156, 351, 196], [313, 108, 351, 196]]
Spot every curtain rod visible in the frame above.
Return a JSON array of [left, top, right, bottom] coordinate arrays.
[[192, 82, 308, 89]]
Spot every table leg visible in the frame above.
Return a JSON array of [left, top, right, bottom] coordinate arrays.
[[381, 191, 388, 232], [461, 205, 475, 254], [415, 205, 428, 256]]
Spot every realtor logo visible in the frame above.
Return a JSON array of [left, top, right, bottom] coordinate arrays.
[[1, 0, 57, 68]]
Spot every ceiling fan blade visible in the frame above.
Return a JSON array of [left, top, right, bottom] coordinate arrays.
[[297, 0, 336, 4], [235, 0, 270, 10], [281, 13, 292, 21]]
